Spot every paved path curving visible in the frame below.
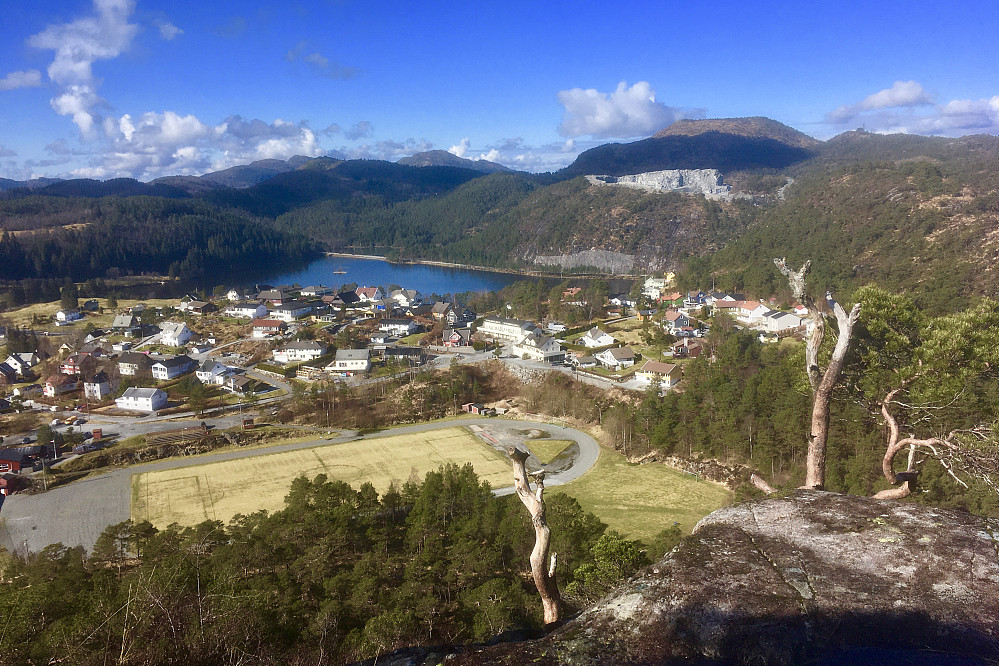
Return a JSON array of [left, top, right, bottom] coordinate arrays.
[[0, 418, 598, 554]]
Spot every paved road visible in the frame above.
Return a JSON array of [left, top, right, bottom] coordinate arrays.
[[0, 417, 599, 554]]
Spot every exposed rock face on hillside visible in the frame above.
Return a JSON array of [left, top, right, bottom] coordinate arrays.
[[453, 491, 999, 665], [531, 249, 636, 273], [586, 169, 733, 199]]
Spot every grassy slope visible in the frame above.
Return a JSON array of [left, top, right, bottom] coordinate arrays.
[[554, 446, 733, 542]]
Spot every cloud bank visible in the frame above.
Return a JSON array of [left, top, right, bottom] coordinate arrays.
[[826, 80, 999, 135], [557, 81, 704, 138]]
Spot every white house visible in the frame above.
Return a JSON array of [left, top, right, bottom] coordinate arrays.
[[83, 371, 116, 400], [635, 361, 682, 388], [196, 359, 231, 385], [763, 310, 803, 333], [224, 302, 268, 319], [56, 309, 82, 322], [270, 300, 314, 322], [355, 286, 384, 302], [159, 321, 193, 347], [331, 349, 371, 376], [151, 355, 195, 380], [43, 374, 78, 397], [4, 352, 42, 376], [513, 331, 565, 364], [478, 316, 537, 342], [737, 301, 770, 324], [595, 346, 636, 370], [389, 289, 422, 307], [581, 327, 616, 348], [379, 318, 418, 336], [642, 277, 668, 300], [273, 341, 328, 364], [116, 387, 168, 412]]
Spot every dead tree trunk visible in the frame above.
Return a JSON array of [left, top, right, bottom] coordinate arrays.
[[508, 446, 561, 625], [775, 258, 861, 489]]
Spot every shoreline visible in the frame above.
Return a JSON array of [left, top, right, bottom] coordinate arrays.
[[323, 251, 644, 280]]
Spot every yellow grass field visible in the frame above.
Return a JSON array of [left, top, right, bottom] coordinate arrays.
[[131, 427, 512, 528]]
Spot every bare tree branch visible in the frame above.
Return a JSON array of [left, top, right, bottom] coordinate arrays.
[[508, 446, 561, 624], [775, 258, 861, 489], [750, 473, 777, 495]]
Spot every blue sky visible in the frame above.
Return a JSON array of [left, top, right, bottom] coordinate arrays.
[[2, 0, 998, 180]]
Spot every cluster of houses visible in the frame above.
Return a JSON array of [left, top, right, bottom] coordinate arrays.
[[641, 280, 807, 338], [474, 317, 683, 389]]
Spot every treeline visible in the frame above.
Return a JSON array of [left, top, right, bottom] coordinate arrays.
[[0, 196, 319, 284], [0, 465, 672, 665]]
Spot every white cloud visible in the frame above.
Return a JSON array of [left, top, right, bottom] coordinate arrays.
[[0, 146, 16, 158], [827, 80, 934, 124], [158, 22, 183, 40], [449, 137, 470, 158], [27, 0, 138, 138], [557, 81, 702, 138], [0, 70, 43, 91], [826, 81, 999, 136]]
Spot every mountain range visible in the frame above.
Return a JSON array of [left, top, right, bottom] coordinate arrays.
[[2, 117, 998, 311]]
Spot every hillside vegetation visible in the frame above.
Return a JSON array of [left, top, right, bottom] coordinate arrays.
[[3, 121, 999, 311]]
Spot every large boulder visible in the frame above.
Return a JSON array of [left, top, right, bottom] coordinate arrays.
[[456, 491, 999, 665]]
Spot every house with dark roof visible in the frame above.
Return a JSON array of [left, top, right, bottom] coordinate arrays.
[[151, 355, 196, 381], [595, 346, 637, 370]]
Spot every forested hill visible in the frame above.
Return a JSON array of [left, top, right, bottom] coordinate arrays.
[[0, 196, 318, 287], [3, 122, 999, 310]]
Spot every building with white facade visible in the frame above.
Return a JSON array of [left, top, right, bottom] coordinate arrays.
[[159, 322, 193, 347], [151, 355, 195, 380], [116, 387, 168, 412], [478, 316, 537, 342], [512, 331, 565, 364], [581, 327, 616, 348], [273, 341, 328, 364], [331, 349, 371, 376]]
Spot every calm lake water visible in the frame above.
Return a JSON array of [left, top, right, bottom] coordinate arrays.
[[260, 255, 524, 297]]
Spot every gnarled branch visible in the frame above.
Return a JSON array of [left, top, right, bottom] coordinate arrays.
[[508, 446, 561, 624]]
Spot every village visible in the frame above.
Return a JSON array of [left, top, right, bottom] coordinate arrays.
[[0, 274, 808, 480]]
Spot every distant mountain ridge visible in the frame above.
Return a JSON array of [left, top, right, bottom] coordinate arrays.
[[398, 150, 514, 173], [654, 116, 821, 150]]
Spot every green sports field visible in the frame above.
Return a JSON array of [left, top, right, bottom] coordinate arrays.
[[132, 427, 511, 528]]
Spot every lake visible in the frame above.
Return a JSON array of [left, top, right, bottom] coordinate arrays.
[[259, 255, 524, 297]]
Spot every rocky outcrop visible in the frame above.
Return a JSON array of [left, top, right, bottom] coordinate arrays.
[[586, 169, 732, 199], [530, 249, 636, 273], [453, 491, 999, 665]]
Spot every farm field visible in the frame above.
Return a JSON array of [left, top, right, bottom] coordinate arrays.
[[553, 447, 732, 542], [131, 427, 511, 528]]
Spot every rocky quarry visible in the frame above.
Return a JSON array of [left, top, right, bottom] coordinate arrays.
[[586, 169, 733, 199], [365, 491, 999, 665]]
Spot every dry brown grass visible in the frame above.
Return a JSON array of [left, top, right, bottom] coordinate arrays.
[[131, 427, 511, 528]]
